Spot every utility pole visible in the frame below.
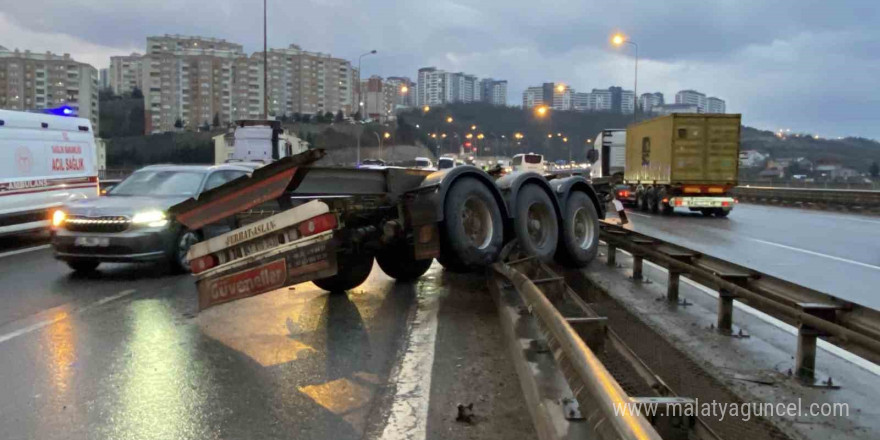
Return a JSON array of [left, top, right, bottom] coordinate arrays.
[[263, 0, 268, 120]]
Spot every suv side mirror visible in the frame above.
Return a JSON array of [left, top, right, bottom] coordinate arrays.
[[586, 149, 599, 163]]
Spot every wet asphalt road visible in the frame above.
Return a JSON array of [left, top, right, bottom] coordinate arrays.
[[0, 236, 533, 440], [620, 203, 880, 309]]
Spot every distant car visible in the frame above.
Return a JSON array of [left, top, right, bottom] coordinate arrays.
[[50, 164, 252, 273], [414, 157, 435, 170], [511, 153, 544, 173], [437, 157, 457, 170]]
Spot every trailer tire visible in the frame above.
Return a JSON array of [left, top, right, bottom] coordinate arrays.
[[556, 191, 600, 267], [657, 189, 674, 215], [699, 209, 714, 217], [377, 244, 433, 281], [714, 208, 731, 218], [313, 252, 374, 293], [513, 184, 559, 262], [637, 189, 650, 212], [648, 188, 660, 214], [440, 177, 504, 271]]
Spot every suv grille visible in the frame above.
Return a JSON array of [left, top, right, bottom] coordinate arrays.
[[65, 216, 131, 233]]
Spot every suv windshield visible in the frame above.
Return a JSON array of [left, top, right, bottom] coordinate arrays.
[[110, 170, 206, 197]]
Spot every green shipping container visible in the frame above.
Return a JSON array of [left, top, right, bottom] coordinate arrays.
[[624, 114, 741, 185]]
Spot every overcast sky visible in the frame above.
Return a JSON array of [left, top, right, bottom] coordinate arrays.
[[1, 1, 878, 138]]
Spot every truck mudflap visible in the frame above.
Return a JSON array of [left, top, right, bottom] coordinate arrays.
[[670, 196, 736, 208], [195, 231, 338, 310]]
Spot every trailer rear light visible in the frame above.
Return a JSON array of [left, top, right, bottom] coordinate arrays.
[[683, 186, 701, 194], [734, 198, 739, 204], [298, 213, 338, 237], [190, 254, 217, 274], [662, 198, 669, 203], [722, 201, 730, 207], [674, 199, 683, 207], [708, 187, 724, 194]]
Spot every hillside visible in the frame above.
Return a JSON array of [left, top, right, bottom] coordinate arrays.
[[740, 127, 880, 173]]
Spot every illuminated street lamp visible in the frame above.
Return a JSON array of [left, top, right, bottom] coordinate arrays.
[[563, 137, 568, 143], [514, 132, 524, 140], [556, 83, 566, 93], [547, 133, 553, 138], [384, 132, 391, 139], [355, 49, 376, 166], [446, 116, 454, 123], [535, 106, 548, 117], [611, 32, 638, 125], [471, 125, 477, 131], [477, 133, 485, 140], [423, 105, 430, 113], [466, 133, 473, 139], [441, 133, 447, 138], [400, 85, 409, 94]]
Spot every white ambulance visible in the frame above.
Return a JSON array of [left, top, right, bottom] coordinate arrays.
[[0, 109, 99, 236]]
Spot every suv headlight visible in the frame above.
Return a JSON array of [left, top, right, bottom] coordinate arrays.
[[131, 210, 168, 228]]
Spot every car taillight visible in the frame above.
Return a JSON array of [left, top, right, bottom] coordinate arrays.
[[190, 254, 217, 274], [298, 213, 338, 237], [617, 190, 629, 198]]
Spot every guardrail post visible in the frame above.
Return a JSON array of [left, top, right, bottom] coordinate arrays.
[[667, 271, 680, 302], [795, 303, 841, 385], [606, 244, 617, 266], [632, 255, 643, 281], [717, 289, 734, 333]]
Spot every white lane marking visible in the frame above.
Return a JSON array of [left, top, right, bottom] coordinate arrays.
[[379, 282, 440, 440], [0, 289, 137, 345], [0, 244, 50, 259], [626, 211, 651, 218], [637, 258, 880, 377], [749, 238, 880, 272]]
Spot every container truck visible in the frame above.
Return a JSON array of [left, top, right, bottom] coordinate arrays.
[[589, 114, 741, 217], [170, 149, 606, 311]]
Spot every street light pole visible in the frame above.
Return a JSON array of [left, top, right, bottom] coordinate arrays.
[[355, 50, 377, 166], [613, 35, 639, 125], [263, 0, 268, 120]]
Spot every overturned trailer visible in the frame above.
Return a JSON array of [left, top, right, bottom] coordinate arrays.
[[168, 149, 606, 310]]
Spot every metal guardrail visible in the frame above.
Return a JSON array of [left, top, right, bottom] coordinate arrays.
[[492, 259, 665, 440], [599, 220, 880, 383], [732, 186, 880, 209]]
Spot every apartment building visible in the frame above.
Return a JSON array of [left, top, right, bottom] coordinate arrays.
[[108, 53, 144, 95], [136, 36, 356, 133], [416, 67, 501, 106], [0, 47, 99, 131], [385, 76, 416, 108], [479, 79, 507, 106], [638, 92, 664, 113], [522, 86, 545, 108], [675, 89, 707, 112], [706, 96, 726, 114]]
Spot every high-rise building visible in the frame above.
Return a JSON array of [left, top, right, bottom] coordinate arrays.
[[416, 67, 502, 107], [675, 90, 707, 112], [639, 92, 664, 113], [385, 76, 416, 108], [479, 79, 507, 106], [587, 89, 612, 112], [522, 86, 545, 108], [136, 36, 356, 133], [0, 47, 99, 131], [706, 97, 726, 114], [621, 90, 635, 114], [552, 84, 572, 111], [572, 92, 590, 111], [99, 68, 109, 90], [109, 53, 143, 95]]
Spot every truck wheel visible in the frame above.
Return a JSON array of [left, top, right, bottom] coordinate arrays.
[[313, 252, 374, 293], [637, 190, 650, 212], [648, 189, 660, 214], [440, 177, 504, 271], [699, 209, 714, 217], [377, 243, 433, 281], [67, 260, 100, 272], [556, 191, 600, 267], [513, 185, 559, 262], [714, 208, 731, 218], [657, 189, 674, 215]]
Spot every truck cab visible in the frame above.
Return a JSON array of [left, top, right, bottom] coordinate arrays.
[[589, 129, 626, 180], [511, 153, 544, 173], [229, 120, 306, 163]]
